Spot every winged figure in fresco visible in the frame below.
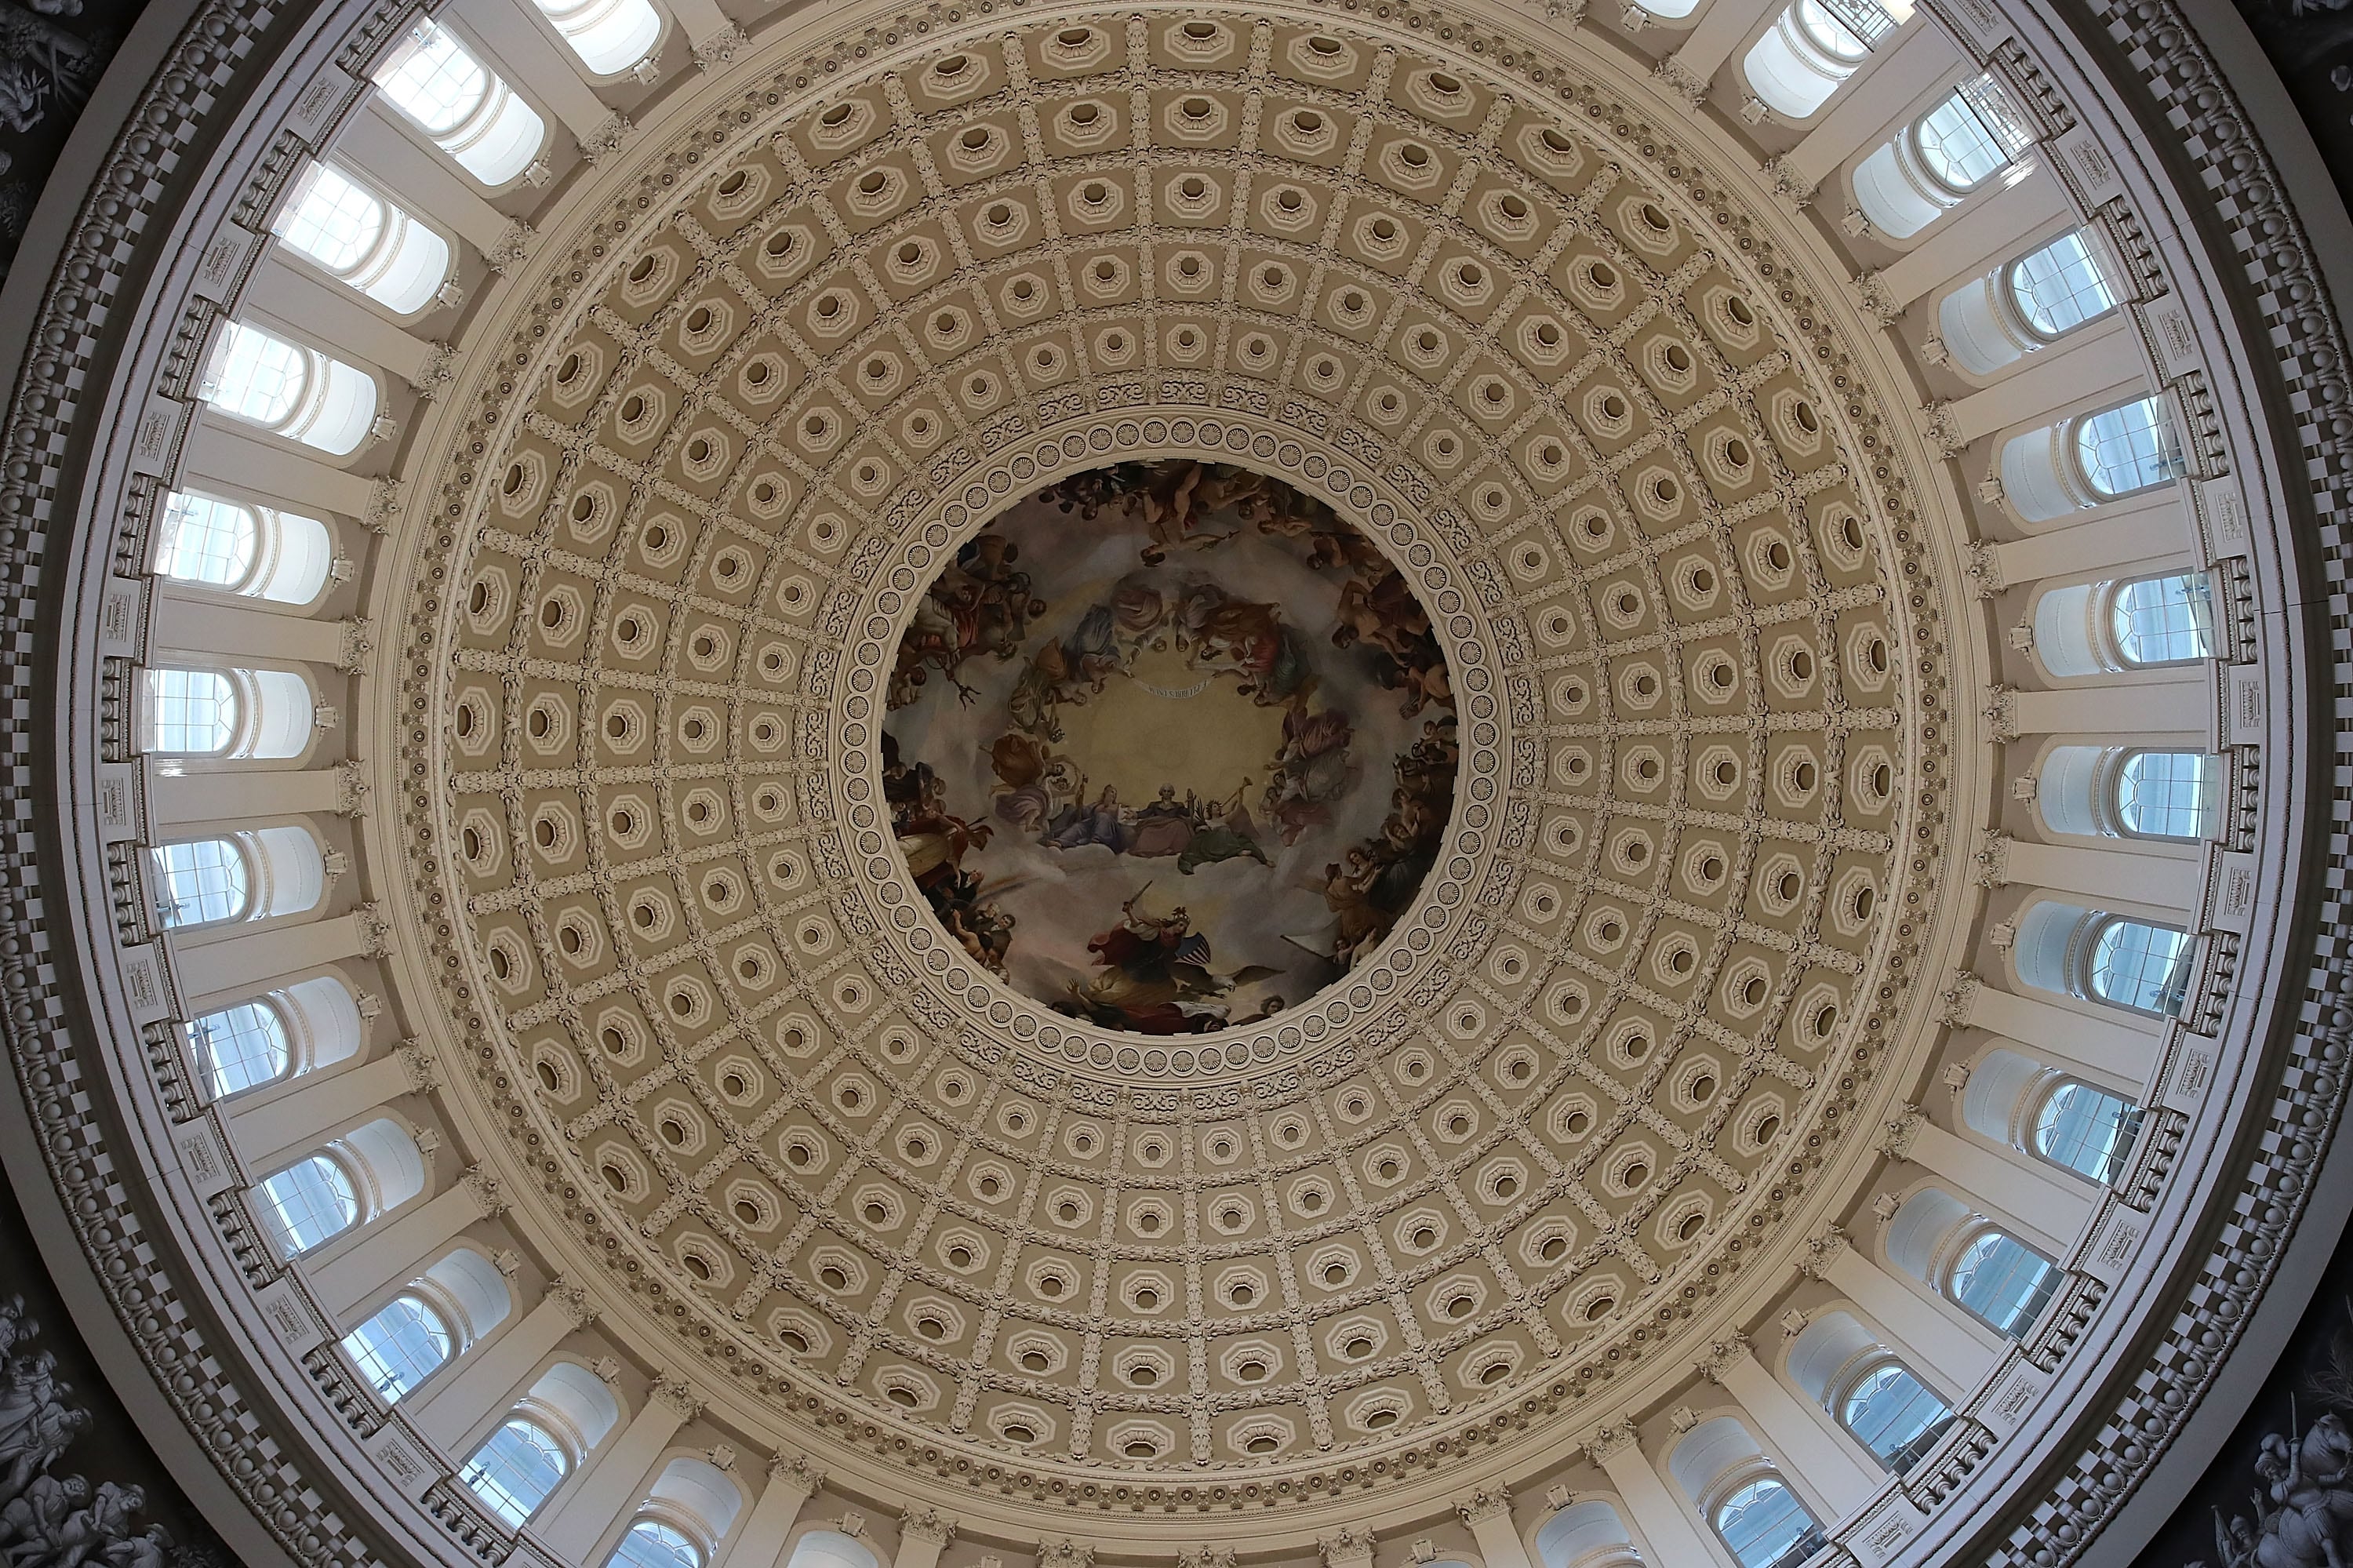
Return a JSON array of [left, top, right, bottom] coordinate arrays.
[[1058, 890, 1280, 1035]]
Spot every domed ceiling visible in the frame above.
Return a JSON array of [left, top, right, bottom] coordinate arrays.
[[9, 0, 2345, 1554], [397, 9, 1951, 1501]]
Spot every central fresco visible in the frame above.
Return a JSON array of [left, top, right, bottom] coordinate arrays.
[[885, 461, 1457, 1034]]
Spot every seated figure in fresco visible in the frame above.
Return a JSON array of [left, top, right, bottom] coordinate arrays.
[[1046, 784, 1129, 853], [1126, 787, 1197, 859]]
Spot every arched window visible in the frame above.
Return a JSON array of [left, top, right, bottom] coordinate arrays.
[[1947, 1228, 2058, 1337], [150, 837, 251, 928], [2032, 1079, 2143, 1184], [2013, 900, 2195, 1017], [461, 1417, 572, 1526], [533, 0, 663, 77], [2113, 751, 2217, 839], [1915, 78, 2028, 191], [784, 1530, 881, 1568], [610, 1521, 702, 1568], [2088, 917, 2193, 1015], [1742, 0, 1896, 121], [2075, 397, 2183, 498], [1534, 1501, 1638, 1568], [187, 1000, 291, 1097], [184, 976, 363, 1101], [2001, 403, 2185, 522], [2035, 746, 2219, 839], [200, 322, 379, 457], [1940, 228, 2119, 376], [155, 492, 256, 587], [2111, 573, 2215, 665], [154, 491, 336, 604], [1853, 75, 2034, 238], [142, 668, 238, 755], [2010, 230, 2118, 337], [340, 1293, 452, 1400], [253, 1151, 358, 1255], [1713, 1478, 1817, 1568], [1838, 1360, 1953, 1472], [138, 667, 315, 759], [149, 827, 326, 930], [274, 162, 453, 315], [2030, 573, 2215, 675], [371, 20, 547, 187]]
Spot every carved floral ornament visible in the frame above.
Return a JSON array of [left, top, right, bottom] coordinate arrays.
[[0, 0, 2335, 1559]]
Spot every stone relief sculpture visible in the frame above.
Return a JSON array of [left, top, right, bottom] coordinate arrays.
[[2190, 1304, 2353, 1567], [0, 1298, 185, 1568]]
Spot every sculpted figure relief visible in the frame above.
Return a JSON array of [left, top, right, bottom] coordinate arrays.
[[0, 1301, 175, 1568]]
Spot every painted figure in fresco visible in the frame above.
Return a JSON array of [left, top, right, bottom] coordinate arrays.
[[1126, 787, 1197, 860], [889, 534, 1049, 709], [1046, 784, 1129, 853], [2195, 1396, 2353, 1567], [1176, 790, 1271, 875], [1060, 893, 1282, 1034], [883, 736, 1016, 977]]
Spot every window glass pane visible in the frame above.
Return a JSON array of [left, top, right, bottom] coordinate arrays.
[[1947, 1230, 2057, 1336], [2089, 919, 2192, 1015], [150, 839, 249, 928], [2034, 1082, 2143, 1183], [373, 20, 489, 135], [461, 1419, 570, 1526], [2075, 397, 2182, 497], [1795, 0, 1872, 59], [1841, 1363, 1953, 1472], [2009, 231, 2115, 337], [340, 1295, 453, 1401], [275, 164, 387, 275], [144, 668, 238, 755], [1715, 1478, 1813, 1568], [187, 1002, 290, 1097], [257, 1154, 357, 1255], [1915, 87, 2014, 190], [2111, 573, 2214, 664], [155, 493, 259, 587], [202, 322, 311, 427], [610, 1521, 702, 1568], [2115, 751, 2217, 840]]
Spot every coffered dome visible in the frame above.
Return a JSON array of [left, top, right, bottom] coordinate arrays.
[[1, 0, 2345, 1560], [394, 13, 1954, 1506]]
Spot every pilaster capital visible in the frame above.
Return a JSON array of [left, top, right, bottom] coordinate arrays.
[[1584, 1418, 1640, 1463], [1455, 1486, 1512, 1527], [1798, 1224, 1850, 1280], [1879, 1104, 1926, 1160], [550, 1276, 598, 1329], [769, 1450, 827, 1492], [1038, 1541, 1092, 1568], [650, 1375, 703, 1421], [1695, 1333, 1750, 1384], [395, 1040, 438, 1093], [460, 1166, 505, 1218], [900, 1508, 957, 1547], [1318, 1526, 1376, 1568]]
